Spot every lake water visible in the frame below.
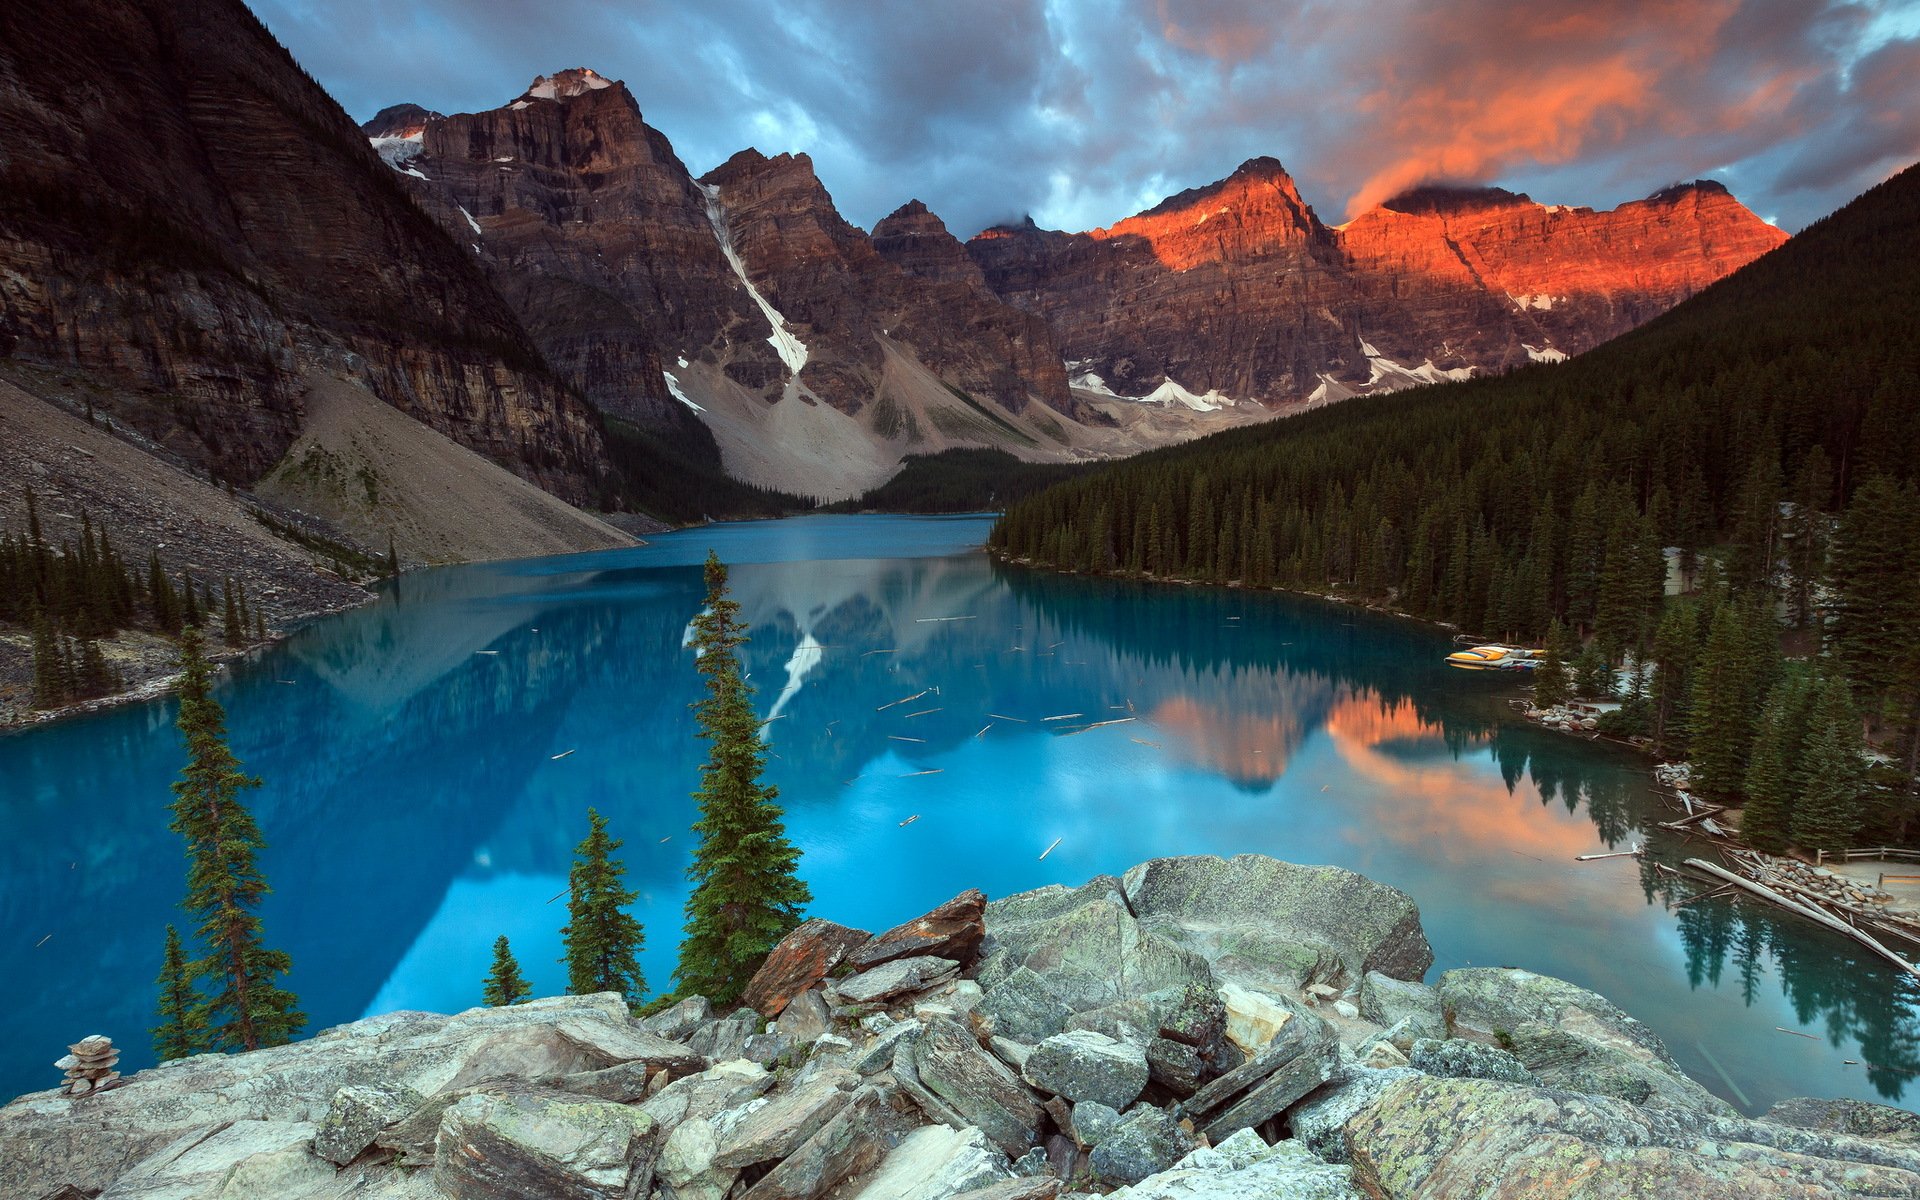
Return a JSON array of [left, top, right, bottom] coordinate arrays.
[[3, 514, 1917, 1110]]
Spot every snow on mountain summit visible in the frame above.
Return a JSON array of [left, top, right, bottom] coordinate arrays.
[[519, 68, 617, 103]]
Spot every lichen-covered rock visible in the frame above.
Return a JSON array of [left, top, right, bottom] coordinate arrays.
[[1436, 968, 1731, 1113], [911, 1018, 1043, 1159], [738, 1087, 888, 1200], [1764, 1096, 1920, 1143], [834, 956, 961, 1005], [1089, 1107, 1197, 1187], [1021, 1030, 1149, 1109], [1348, 1075, 1920, 1199], [1121, 856, 1433, 988], [712, 1069, 858, 1169], [844, 889, 988, 972], [1356, 973, 1442, 1037], [853, 1124, 1011, 1200], [313, 1081, 425, 1166], [1110, 1128, 1363, 1199], [1289, 1066, 1420, 1163], [1071, 1100, 1122, 1147], [434, 1088, 655, 1200], [743, 920, 873, 1018], [640, 995, 714, 1041], [1406, 1038, 1532, 1084], [639, 1059, 774, 1130]]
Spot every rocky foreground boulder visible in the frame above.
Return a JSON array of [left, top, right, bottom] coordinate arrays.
[[4, 853, 1916, 1199]]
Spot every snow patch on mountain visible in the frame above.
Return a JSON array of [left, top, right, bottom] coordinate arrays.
[[663, 371, 704, 412], [1524, 344, 1568, 363], [370, 133, 427, 179], [457, 206, 482, 236], [701, 183, 809, 378], [524, 69, 614, 102]]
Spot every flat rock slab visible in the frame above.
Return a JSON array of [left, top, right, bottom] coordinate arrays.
[[1348, 1076, 1920, 1199], [1122, 855, 1433, 987], [435, 1088, 654, 1200], [851, 1124, 1011, 1200], [314, 1082, 425, 1166], [1021, 1030, 1148, 1110], [913, 1017, 1043, 1159], [713, 1070, 857, 1169], [835, 956, 960, 1005], [744, 920, 873, 1018], [739, 1088, 888, 1200], [1109, 1129, 1361, 1199], [843, 889, 987, 972]]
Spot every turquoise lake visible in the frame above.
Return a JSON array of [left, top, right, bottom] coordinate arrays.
[[3, 514, 1917, 1109]]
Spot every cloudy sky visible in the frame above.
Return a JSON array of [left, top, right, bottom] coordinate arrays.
[[254, 0, 1920, 236]]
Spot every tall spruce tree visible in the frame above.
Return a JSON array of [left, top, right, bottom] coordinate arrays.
[[1743, 671, 1813, 851], [1532, 620, 1572, 709], [151, 924, 207, 1061], [1689, 601, 1778, 801], [1790, 674, 1868, 852], [674, 553, 811, 1004], [560, 809, 645, 1004], [168, 625, 305, 1051], [483, 935, 531, 1006]]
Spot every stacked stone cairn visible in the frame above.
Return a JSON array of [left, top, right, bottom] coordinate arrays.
[[55, 1035, 119, 1096]]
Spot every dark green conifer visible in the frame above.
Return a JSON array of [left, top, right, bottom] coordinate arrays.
[[1790, 675, 1868, 852], [1743, 671, 1812, 851], [168, 626, 305, 1051], [1532, 620, 1572, 710], [483, 935, 531, 1006], [561, 809, 644, 1003], [674, 553, 811, 1004], [152, 924, 207, 1061]]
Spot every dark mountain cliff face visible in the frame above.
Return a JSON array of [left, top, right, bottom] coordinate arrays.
[[0, 0, 607, 502], [374, 77, 1078, 428], [967, 160, 1789, 402]]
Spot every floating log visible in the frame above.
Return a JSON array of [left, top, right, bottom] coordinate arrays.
[[1041, 713, 1085, 722], [1039, 837, 1062, 861], [899, 815, 920, 827], [549, 749, 576, 761], [1129, 737, 1161, 748], [914, 615, 977, 623], [877, 688, 932, 711], [861, 648, 899, 656], [987, 713, 1028, 723], [899, 769, 944, 778], [974, 724, 992, 739], [1683, 858, 1920, 979], [1575, 850, 1639, 862], [1658, 805, 1727, 830], [887, 735, 926, 743], [903, 708, 942, 718]]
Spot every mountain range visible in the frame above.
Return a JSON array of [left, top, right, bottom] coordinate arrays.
[[0, 0, 1788, 537]]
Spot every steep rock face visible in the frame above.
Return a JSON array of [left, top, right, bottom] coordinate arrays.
[[968, 161, 1787, 403], [700, 151, 1076, 419], [386, 70, 768, 424], [0, 0, 607, 501]]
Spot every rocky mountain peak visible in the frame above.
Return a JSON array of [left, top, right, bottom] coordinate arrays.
[[359, 102, 441, 139], [1380, 185, 1534, 216], [872, 199, 987, 288], [517, 67, 619, 103]]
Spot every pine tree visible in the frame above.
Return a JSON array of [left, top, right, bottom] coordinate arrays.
[[221, 579, 241, 646], [1572, 643, 1614, 700], [483, 935, 531, 1006], [151, 924, 207, 1061], [1743, 671, 1812, 851], [1689, 602, 1774, 800], [1533, 620, 1572, 710], [560, 809, 645, 1004], [1649, 602, 1696, 756], [674, 553, 811, 1004], [1790, 674, 1868, 852], [168, 626, 305, 1051]]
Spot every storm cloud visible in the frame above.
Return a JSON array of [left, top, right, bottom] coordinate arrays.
[[251, 0, 1920, 235]]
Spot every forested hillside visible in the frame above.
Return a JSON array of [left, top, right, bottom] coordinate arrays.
[[993, 163, 1920, 845]]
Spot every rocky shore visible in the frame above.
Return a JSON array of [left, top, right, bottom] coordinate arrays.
[[7, 854, 1918, 1199]]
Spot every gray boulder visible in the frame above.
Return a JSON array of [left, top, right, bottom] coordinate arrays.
[[713, 1069, 858, 1169], [1184, 1015, 1338, 1144], [1109, 1128, 1362, 1199], [1021, 1030, 1149, 1109], [1436, 967, 1731, 1113], [1347, 1075, 1920, 1198], [1407, 1038, 1532, 1084], [776, 989, 833, 1046], [1089, 1107, 1196, 1187], [910, 1017, 1043, 1159], [1122, 856, 1433, 990], [738, 1087, 888, 1200], [853, 1018, 923, 1076], [852, 1124, 1011, 1200], [1764, 1096, 1920, 1143], [434, 1087, 654, 1200], [834, 956, 961, 1005], [640, 995, 713, 1041], [1355, 972, 1443, 1038], [640, 1059, 774, 1129], [1290, 1066, 1421, 1163], [313, 1081, 424, 1166], [1070, 1100, 1121, 1147]]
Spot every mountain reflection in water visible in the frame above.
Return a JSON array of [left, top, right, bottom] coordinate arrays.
[[0, 515, 1914, 1110]]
